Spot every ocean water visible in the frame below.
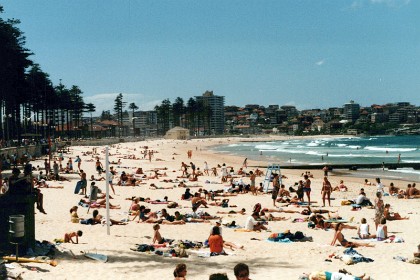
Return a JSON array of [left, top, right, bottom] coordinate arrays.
[[211, 135, 420, 181]]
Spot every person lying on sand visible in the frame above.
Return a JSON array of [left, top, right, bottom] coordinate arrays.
[[79, 198, 120, 209], [92, 209, 127, 225], [174, 211, 210, 223], [90, 175, 106, 181], [301, 270, 371, 280], [260, 211, 289, 221], [149, 183, 174, 190], [217, 208, 246, 215]]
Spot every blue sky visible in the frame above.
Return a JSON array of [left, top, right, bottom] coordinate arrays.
[[2, 0, 419, 114]]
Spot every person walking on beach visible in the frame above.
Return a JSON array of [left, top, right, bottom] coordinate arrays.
[[75, 155, 82, 171], [374, 191, 384, 230], [249, 171, 257, 195], [321, 176, 332, 207], [204, 161, 209, 176], [53, 160, 59, 181], [375, 178, 384, 194], [303, 174, 312, 205], [44, 159, 50, 175], [272, 173, 280, 207]]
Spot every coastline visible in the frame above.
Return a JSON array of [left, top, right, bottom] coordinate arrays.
[[2, 136, 419, 280]]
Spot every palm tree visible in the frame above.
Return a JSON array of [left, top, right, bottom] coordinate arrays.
[[128, 102, 139, 136]]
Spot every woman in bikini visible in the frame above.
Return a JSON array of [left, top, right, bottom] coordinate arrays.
[[384, 204, 409, 220], [331, 223, 374, 247], [321, 176, 332, 207]]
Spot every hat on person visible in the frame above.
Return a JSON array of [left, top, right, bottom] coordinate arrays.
[[216, 221, 221, 225]]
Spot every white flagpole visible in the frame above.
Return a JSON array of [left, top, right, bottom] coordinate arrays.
[[105, 146, 110, 235]]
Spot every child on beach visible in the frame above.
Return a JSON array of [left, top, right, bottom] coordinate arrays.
[[64, 230, 83, 244], [153, 224, 165, 244]]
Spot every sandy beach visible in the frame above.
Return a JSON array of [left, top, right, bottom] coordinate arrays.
[[3, 136, 419, 280]]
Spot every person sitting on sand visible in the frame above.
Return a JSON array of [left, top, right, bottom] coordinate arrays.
[[152, 223, 166, 244], [376, 217, 388, 241], [70, 206, 81, 223], [333, 180, 348, 192], [354, 190, 373, 206], [278, 184, 291, 198], [183, 188, 193, 200], [173, 263, 187, 280], [407, 183, 420, 198], [64, 230, 83, 244], [357, 218, 374, 239], [384, 204, 409, 220], [245, 212, 268, 231], [331, 223, 374, 247], [208, 226, 226, 255], [130, 197, 141, 213], [191, 193, 209, 209], [364, 179, 372, 186], [388, 182, 400, 195]]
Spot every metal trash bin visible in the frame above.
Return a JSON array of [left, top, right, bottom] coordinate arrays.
[[9, 215, 25, 238]]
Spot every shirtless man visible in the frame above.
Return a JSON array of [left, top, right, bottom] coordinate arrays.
[[191, 193, 209, 210]]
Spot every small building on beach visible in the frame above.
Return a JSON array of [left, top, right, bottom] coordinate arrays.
[[164, 126, 190, 140]]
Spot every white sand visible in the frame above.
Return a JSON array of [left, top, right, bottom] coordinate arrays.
[[9, 136, 419, 279]]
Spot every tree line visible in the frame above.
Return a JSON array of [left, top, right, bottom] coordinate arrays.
[[0, 6, 97, 142], [154, 97, 212, 136]]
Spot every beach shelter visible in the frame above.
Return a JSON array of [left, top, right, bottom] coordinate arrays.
[[164, 126, 190, 140], [263, 164, 282, 193]]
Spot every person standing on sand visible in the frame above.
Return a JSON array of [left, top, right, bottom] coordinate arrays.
[[303, 174, 312, 205], [375, 178, 384, 194], [204, 161, 209, 176], [323, 165, 329, 177], [374, 191, 384, 230], [75, 155, 82, 171], [321, 176, 332, 207], [249, 171, 257, 195], [271, 174, 280, 207]]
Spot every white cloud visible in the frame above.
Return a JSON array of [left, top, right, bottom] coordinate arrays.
[[345, 0, 410, 10], [370, 0, 411, 7], [315, 59, 325, 66], [84, 93, 162, 116]]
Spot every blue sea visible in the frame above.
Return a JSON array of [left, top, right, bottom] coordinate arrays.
[[212, 135, 420, 181]]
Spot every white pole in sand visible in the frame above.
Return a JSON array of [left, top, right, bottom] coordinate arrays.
[[105, 146, 110, 235]]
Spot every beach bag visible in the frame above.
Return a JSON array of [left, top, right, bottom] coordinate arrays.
[[341, 200, 352, 206]]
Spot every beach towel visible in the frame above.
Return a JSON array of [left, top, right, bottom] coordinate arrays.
[[342, 248, 374, 264], [325, 219, 348, 223]]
